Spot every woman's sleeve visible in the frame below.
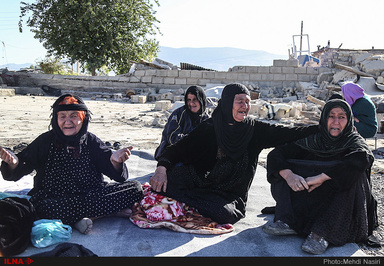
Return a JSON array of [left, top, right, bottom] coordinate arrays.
[[89, 134, 129, 183], [164, 108, 188, 145], [155, 109, 188, 160], [157, 122, 216, 170], [1, 132, 50, 182], [255, 121, 319, 149], [323, 151, 372, 191], [266, 143, 302, 183]]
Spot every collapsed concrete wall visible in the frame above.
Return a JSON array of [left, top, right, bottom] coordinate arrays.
[[1, 58, 332, 97]]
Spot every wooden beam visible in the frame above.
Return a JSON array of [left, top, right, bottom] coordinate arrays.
[[307, 94, 325, 107], [334, 63, 376, 78]]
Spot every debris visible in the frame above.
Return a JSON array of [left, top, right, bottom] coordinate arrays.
[[155, 100, 172, 111], [317, 72, 334, 84], [355, 76, 384, 96], [0, 88, 15, 96], [160, 92, 174, 101], [359, 55, 384, 77], [307, 95, 325, 107], [131, 95, 147, 103], [138, 59, 171, 70], [205, 86, 225, 98], [112, 93, 123, 100], [332, 70, 356, 84], [148, 94, 161, 102], [125, 89, 135, 98], [273, 104, 292, 120], [334, 62, 376, 78], [180, 62, 216, 71]]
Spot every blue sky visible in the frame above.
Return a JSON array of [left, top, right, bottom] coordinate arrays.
[[0, 1, 47, 65], [1, 0, 384, 65]]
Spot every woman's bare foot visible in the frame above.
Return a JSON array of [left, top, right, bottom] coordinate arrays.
[[74, 218, 93, 234], [115, 208, 132, 218]]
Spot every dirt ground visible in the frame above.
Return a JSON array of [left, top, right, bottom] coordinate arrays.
[[1, 94, 384, 255], [0, 95, 164, 152]]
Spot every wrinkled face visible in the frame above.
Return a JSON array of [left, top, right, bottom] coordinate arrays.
[[232, 94, 251, 122], [58, 111, 83, 136], [186, 93, 201, 114], [327, 107, 348, 137]]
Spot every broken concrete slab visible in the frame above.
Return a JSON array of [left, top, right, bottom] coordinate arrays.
[[360, 57, 384, 77], [0, 88, 16, 96], [353, 77, 384, 96], [160, 92, 174, 101], [131, 95, 147, 103], [148, 94, 161, 102], [155, 100, 172, 111]]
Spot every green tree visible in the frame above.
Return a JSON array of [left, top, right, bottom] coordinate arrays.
[[37, 56, 64, 74], [19, 0, 160, 75]]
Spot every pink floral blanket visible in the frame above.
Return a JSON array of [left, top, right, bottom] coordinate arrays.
[[129, 183, 234, 235]]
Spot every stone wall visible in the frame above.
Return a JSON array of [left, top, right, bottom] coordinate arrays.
[[131, 58, 330, 90], [2, 59, 332, 97]]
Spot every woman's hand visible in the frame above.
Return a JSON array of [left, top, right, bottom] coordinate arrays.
[[0, 147, 19, 170], [305, 173, 331, 192], [149, 166, 168, 193], [110, 146, 133, 171], [279, 169, 309, 192]]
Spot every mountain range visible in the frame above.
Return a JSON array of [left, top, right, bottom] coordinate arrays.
[[0, 63, 33, 71], [0, 47, 287, 72], [157, 47, 287, 71]]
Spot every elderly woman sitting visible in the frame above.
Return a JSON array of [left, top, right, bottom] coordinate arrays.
[[263, 99, 378, 255], [0, 94, 143, 234]]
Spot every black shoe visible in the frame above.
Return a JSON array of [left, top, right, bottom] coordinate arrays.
[[105, 141, 112, 148], [261, 206, 275, 214], [262, 220, 297, 236], [301, 232, 329, 255], [113, 142, 121, 150]]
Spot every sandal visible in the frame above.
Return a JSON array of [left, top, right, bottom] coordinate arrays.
[[301, 232, 329, 255]]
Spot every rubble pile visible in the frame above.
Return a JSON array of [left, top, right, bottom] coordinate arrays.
[[126, 50, 384, 129], [124, 81, 323, 128]]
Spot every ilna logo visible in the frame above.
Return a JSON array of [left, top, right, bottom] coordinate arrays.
[[3, 258, 33, 265]]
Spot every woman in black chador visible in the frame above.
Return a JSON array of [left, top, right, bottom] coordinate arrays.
[[0, 94, 143, 234], [263, 99, 378, 254], [150, 83, 319, 224], [154, 85, 209, 160]]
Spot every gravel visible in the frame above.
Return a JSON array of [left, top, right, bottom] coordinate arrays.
[[359, 144, 384, 256]]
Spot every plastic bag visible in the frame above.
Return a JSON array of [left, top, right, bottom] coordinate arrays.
[[30, 219, 72, 248]]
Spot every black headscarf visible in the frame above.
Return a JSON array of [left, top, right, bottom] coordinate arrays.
[[50, 94, 91, 147], [212, 83, 254, 160], [295, 99, 372, 158], [184, 85, 207, 127]]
